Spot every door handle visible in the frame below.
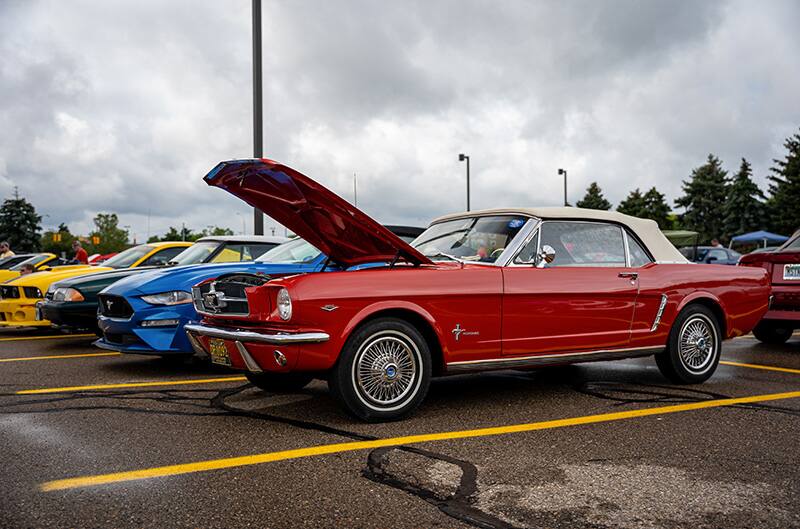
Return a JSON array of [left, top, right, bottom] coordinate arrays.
[[618, 272, 638, 280]]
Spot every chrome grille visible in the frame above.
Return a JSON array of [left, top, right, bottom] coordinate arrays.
[[192, 274, 269, 316]]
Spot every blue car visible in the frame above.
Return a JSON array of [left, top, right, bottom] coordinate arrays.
[[95, 228, 423, 357]]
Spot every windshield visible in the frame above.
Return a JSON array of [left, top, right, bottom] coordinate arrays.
[[782, 234, 800, 250], [103, 245, 153, 269], [169, 241, 220, 265], [413, 215, 528, 263], [10, 254, 49, 271], [257, 238, 322, 264]]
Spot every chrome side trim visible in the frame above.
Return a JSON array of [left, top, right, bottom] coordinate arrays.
[[651, 294, 668, 332], [184, 323, 329, 345], [235, 341, 264, 373], [445, 345, 664, 373]]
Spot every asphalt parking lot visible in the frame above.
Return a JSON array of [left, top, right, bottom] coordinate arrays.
[[1, 330, 799, 529]]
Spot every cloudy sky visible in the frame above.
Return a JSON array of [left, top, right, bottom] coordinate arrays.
[[1, 0, 799, 241]]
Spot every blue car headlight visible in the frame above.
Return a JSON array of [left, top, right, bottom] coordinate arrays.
[[141, 291, 193, 306]]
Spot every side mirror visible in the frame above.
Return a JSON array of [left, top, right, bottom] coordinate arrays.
[[535, 245, 556, 268]]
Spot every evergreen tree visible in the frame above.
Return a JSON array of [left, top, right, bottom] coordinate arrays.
[[90, 213, 129, 254], [0, 188, 42, 251], [617, 187, 670, 228], [723, 158, 766, 237], [641, 187, 671, 229], [575, 182, 612, 210], [766, 130, 800, 235], [675, 154, 729, 243], [617, 188, 646, 217]]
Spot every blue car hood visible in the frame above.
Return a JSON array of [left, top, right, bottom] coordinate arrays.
[[101, 261, 322, 297]]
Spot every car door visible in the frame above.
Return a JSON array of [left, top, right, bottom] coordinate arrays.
[[501, 220, 639, 356]]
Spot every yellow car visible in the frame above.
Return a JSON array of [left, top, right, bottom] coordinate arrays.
[[0, 242, 191, 328], [0, 253, 64, 283]]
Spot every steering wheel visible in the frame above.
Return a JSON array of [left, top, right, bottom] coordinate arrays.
[[490, 248, 505, 259]]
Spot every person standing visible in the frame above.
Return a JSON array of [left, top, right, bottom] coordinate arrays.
[[72, 240, 89, 264], [0, 241, 14, 258]]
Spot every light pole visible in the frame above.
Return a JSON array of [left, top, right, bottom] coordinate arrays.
[[235, 212, 246, 235], [558, 168, 568, 206], [459, 153, 470, 211], [252, 0, 264, 235]]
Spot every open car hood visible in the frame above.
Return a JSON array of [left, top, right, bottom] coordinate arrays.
[[204, 159, 431, 267]]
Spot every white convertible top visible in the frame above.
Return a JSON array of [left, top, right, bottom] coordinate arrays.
[[431, 207, 688, 263]]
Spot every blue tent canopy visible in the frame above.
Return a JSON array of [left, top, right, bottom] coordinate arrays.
[[730, 230, 789, 246]]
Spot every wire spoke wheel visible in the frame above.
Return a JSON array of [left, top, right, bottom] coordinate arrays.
[[353, 331, 421, 410], [677, 314, 717, 373]]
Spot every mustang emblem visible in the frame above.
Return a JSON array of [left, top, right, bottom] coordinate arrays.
[[105, 300, 114, 310], [452, 323, 479, 341]]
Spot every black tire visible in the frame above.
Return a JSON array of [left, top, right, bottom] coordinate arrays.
[[329, 317, 432, 422], [752, 321, 793, 344], [245, 371, 314, 393], [655, 304, 722, 384]]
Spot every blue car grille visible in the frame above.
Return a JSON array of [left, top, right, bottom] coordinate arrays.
[[98, 294, 134, 319]]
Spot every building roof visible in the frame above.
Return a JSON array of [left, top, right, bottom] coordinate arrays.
[[431, 207, 688, 264]]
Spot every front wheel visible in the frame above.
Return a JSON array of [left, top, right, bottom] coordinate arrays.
[[245, 371, 314, 393], [655, 305, 721, 384], [329, 318, 431, 422], [752, 321, 793, 344]]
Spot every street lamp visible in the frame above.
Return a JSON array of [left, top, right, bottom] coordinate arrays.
[[252, 0, 264, 235], [558, 168, 568, 206], [459, 153, 470, 211]]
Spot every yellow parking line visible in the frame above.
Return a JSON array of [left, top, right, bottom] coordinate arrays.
[[16, 376, 247, 395], [40, 389, 800, 492], [0, 333, 95, 342], [0, 352, 121, 363], [720, 360, 800, 375]]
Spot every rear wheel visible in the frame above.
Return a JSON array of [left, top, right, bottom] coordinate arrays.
[[329, 317, 431, 422], [245, 371, 314, 393], [752, 321, 793, 344], [655, 305, 721, 384]]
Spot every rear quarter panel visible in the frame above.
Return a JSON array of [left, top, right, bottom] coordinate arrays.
[[634, 263, 769, 345]]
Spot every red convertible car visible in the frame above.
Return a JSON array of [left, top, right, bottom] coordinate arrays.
[[186, 159, 770, 421], [739, 231, 800, 343]]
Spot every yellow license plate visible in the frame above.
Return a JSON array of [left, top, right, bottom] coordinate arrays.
[[208, 339, 232, 367]]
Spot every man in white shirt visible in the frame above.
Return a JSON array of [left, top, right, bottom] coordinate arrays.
[[0, 241, 14, 259]]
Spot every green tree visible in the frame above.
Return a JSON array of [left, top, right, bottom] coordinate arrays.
[[675, 154, 729, 243], [641, 187, 671, 229], [766, 130, 800, 235], [201, 226, 234, 237], [576, 182, 612, 210], [90, 213, 129, 254], [723, 158, 766, 237], [0, 188, 42, 252], [617, 188, 646, 217], [617, 187, 670, 228], [40, 223, 75, 256]]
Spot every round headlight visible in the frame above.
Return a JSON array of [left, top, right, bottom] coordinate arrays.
[[277, 288, 292, 321]]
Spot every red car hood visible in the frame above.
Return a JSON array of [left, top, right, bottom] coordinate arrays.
[[204, 159, 432, 267]]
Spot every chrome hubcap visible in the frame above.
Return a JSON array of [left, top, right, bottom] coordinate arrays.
[[679, 316, 716, 372], [354, 332, 418, 408]]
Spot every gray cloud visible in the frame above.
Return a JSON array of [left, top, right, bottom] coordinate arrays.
[[1, 0, 798, 239]]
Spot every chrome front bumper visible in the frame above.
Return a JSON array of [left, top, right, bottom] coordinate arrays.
[[184, 324, 329, 345], [184, 323, 329, 374]]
